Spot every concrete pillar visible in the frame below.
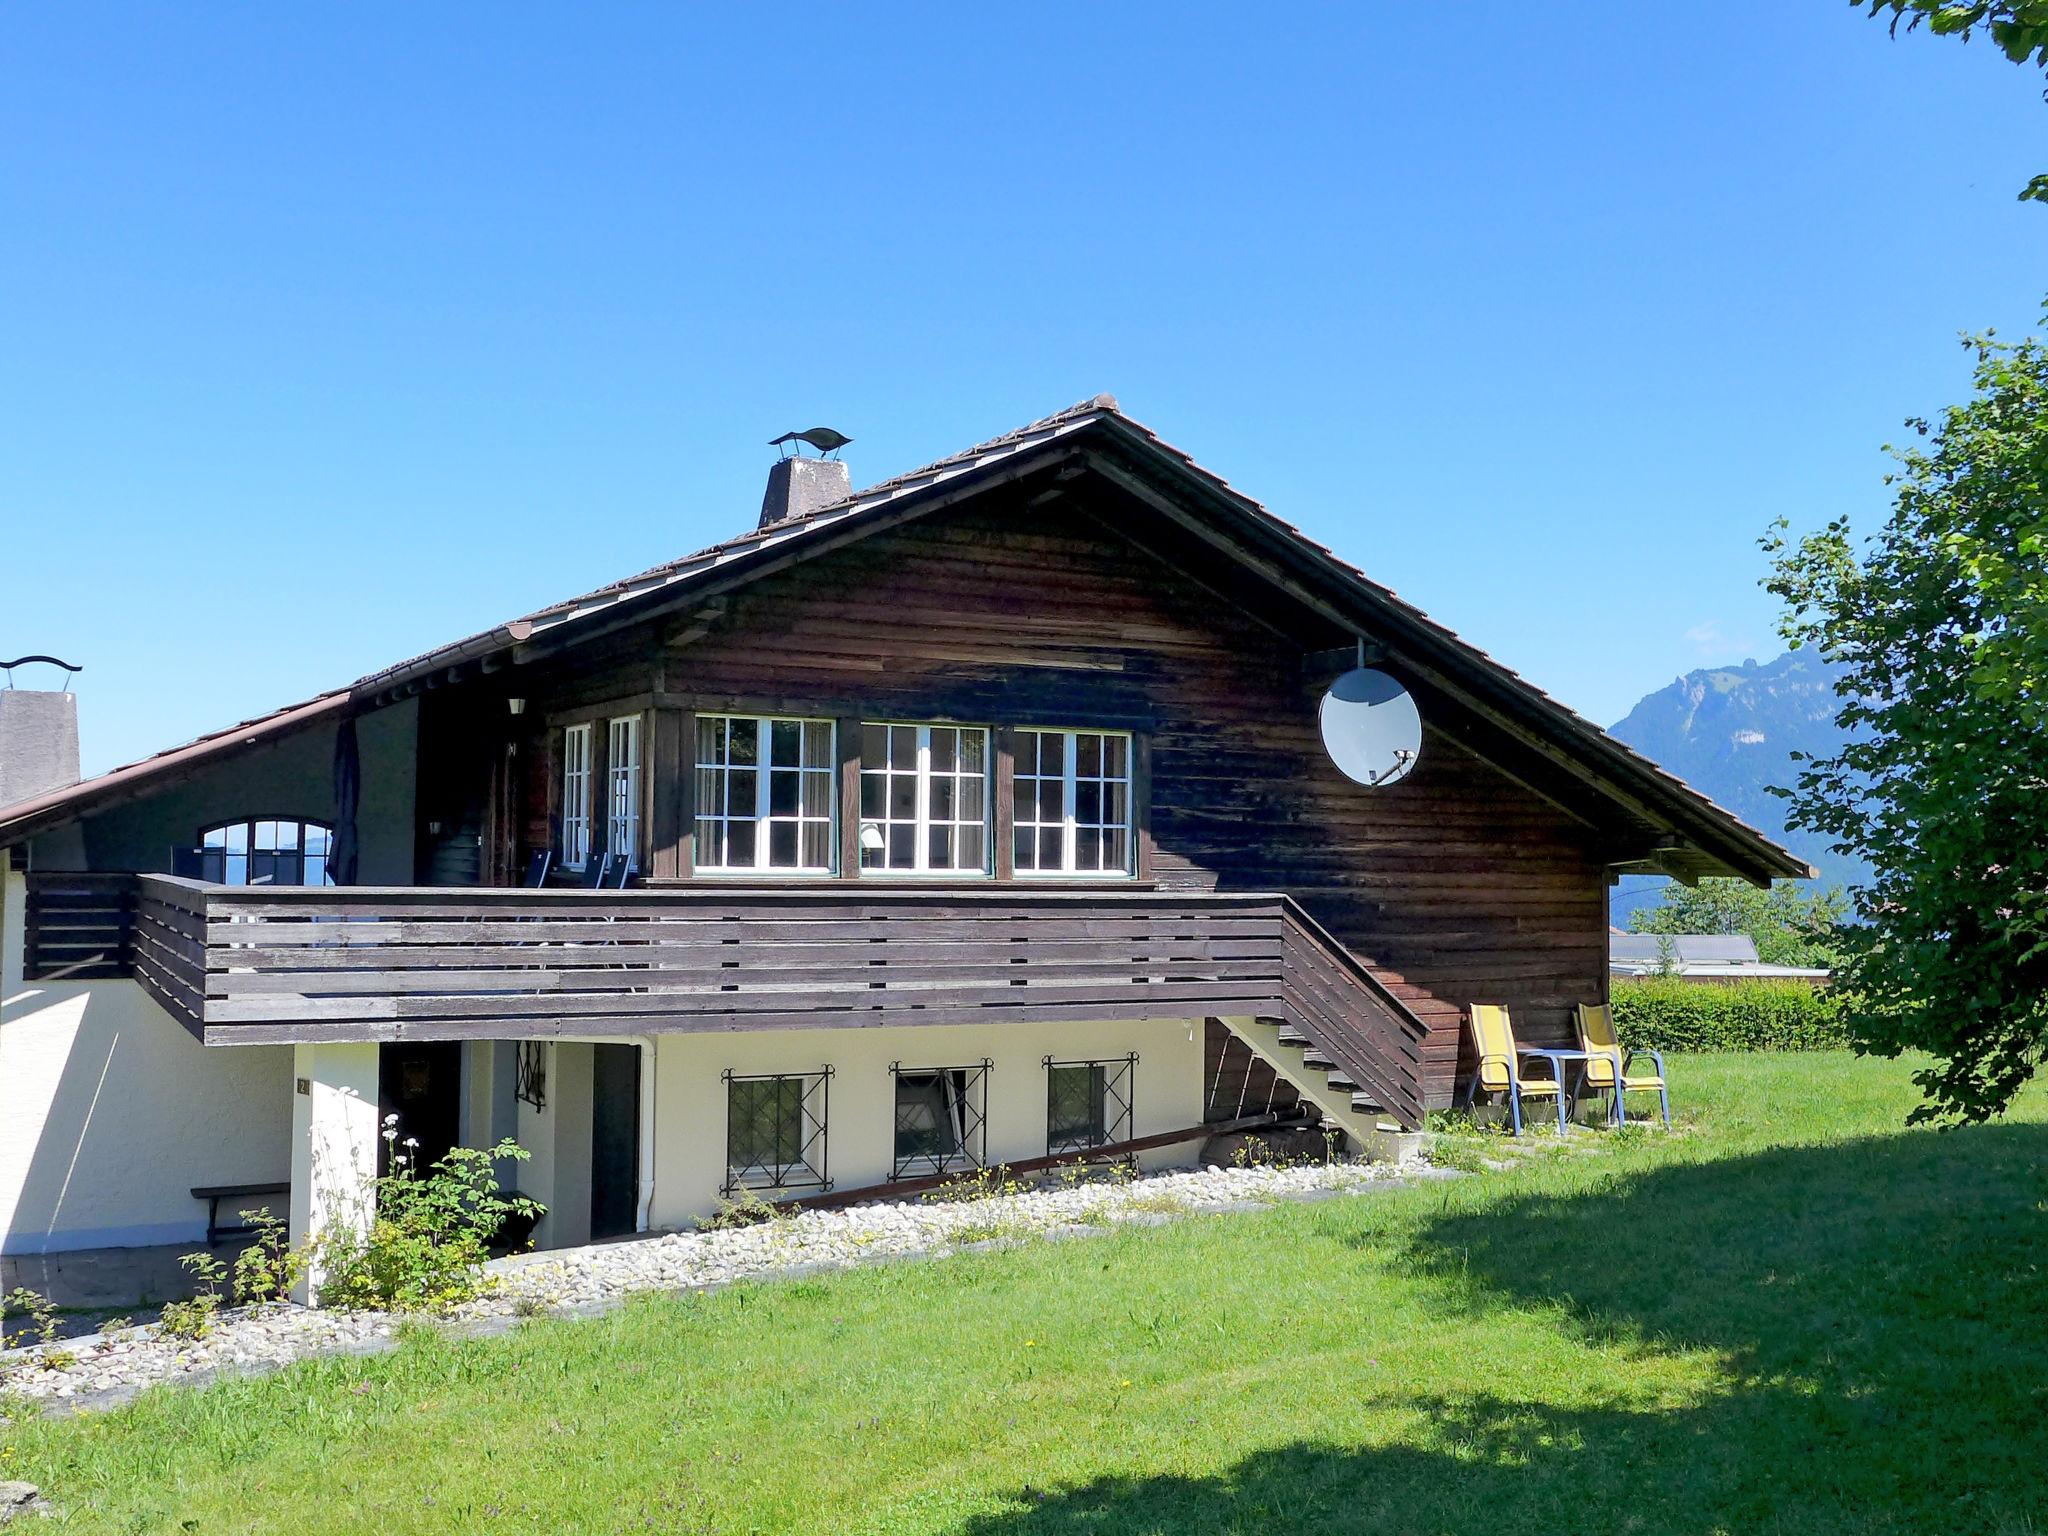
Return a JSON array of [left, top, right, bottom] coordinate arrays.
[[289, 1041, 380, 1304]]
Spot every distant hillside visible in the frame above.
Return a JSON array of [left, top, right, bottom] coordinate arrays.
[[1606, 650, 1864, 922]]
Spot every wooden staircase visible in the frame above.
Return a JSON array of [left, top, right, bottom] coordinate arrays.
[[1214, 1015, 1398, 1152]]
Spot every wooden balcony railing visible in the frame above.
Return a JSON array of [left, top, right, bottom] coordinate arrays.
[[21, 872, 136, 981], [128, 875, 1429, 1125]]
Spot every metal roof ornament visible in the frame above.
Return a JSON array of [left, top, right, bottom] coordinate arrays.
[[1, 656, 82, 692], [769, 427, 852, 460]]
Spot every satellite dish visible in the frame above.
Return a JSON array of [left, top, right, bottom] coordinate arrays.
[[1319, 668, 1422, 787]]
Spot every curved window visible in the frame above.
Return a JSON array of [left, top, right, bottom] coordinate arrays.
[[196, 818, 335, 886]]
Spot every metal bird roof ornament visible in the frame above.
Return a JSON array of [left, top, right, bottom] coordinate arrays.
[[769, 427, 852, 459]]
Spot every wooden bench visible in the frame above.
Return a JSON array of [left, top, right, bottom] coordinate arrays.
[[191, 1182, 289, 1246]]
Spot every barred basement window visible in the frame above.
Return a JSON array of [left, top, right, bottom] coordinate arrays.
[[890, 1061, 990, 1179], [1045, 1054, 1136, 1157], [1012, 729, 1133, 876], [560, 723, 593, 870], [696, 715, 836, 873], [192, 818, 335, 886], [723, 1068, 831, 1196]]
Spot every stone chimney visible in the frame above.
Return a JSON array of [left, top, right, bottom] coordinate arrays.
[[758, 454, 852, 529], [0, 686, 81, 809]]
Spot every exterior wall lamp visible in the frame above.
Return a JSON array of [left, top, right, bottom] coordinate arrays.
[[506, 698, 527, 717]]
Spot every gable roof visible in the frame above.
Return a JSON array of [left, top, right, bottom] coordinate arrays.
[[0, 397, 1812, 883]]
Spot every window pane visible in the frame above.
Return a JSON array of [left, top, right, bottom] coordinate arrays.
[[769, 719, 800, 768], [958, 824, 984, 870], [802, 822, 832, 869], [890, 725, 916, 763], [1038, 781, 1063, 821], [1076, 781, 1101, 824], [961, 731, 985, 772], [863, 724, 888, 764], [1014, 826, 1035, 870], [769, 770, 800, 816], [728, 768, 757, 814], [769, 821, 799, 868], [889, 825, 915, 867], [1103, 736, 1128, 777], [802, 721, 833, 770], [931, 730, 956, 773], [695, 817, 722, 866], [730, 722, 759, 766], [926, 825, 951, 868], [959, 775, 984, 821], [1103, 827, 1129, 872], [1038, 828, 1062, 869], [226, 822, 249, 854], [728, 820, 756, 867], [801, 772, 831, 818], [930, 776, 954, 821], [1076, 832, 1104, 872], [861, 775, 885, 819], [1077, 734, 1101, 776], [888, 775, 916, 819]]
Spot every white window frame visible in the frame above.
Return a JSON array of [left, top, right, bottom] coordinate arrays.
[[1013, 728, 1135, 878], [606, 715, 643, 873], [858, 722, 991, 877], [561, 722, 593, 871], [694, 714, 837, 875]]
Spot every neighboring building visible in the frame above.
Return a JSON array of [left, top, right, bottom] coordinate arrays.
[[1609, 931, 1830, 984], [0, 398, 1806, 1285]]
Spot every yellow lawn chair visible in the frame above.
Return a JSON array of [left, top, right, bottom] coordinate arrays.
[[1576, 1003, 1671, 1128], [1458, 1004, 1572, 1135]]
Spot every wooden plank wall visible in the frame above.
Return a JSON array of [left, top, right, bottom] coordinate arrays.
[[483, 489, 1609, 1106], [21, 872, 135, 981]]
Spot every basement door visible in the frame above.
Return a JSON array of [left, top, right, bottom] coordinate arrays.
[[589, 1044, 641, 1240]]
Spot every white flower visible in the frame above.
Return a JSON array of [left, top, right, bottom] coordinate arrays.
[[402, 1137, 419, 1149], [383, 1114, 400, 1127]]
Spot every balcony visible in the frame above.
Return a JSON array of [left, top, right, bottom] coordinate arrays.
[[75, 874, 1428, 1125]]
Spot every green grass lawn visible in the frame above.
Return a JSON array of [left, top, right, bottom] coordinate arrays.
[[6, 1052, 2046, 1534]]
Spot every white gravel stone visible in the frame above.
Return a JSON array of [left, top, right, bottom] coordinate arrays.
[[0, 1155, 1424, 1411]]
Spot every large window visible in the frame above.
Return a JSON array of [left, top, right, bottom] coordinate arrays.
[[1046, 1054, 1136, 1157], [696, 716, 835, 873], [1014, 730, 1133, 876], [194, 818, 334, 886], [606, 715, 642, 873], [891, 1062, 989, 1179], [561, 723, 593, 870], [859, 723, 988, 874], [723, 1069, 830, 1195]]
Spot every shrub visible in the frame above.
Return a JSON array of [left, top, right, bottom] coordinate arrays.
[[1611, 978, 1848, 1053], [315, 1133, 541, 1312], [157, 1253, 226, 1341]]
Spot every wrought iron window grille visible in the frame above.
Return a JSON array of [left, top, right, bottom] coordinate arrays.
[[1044, 1053, 1136, 1158], [722, 1067, 832, 1197], [888, 1060, 991, 1180], [515, 1040, 548, 1110]]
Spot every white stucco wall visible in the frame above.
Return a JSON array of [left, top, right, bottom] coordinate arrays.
[[515, 1041, 594, 1250], [643, 1014, 1207, 1229], [0, 868, 293, 1255]]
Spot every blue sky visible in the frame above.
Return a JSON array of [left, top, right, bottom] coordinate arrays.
[[3, 4, 2043, 775]]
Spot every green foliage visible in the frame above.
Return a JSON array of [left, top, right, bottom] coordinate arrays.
[[1628, 878, 1847, 968], [157, 1254, 226, 1341], [315, 1136, 540, 1312], [231, 1210, 307, 1306], [1766, 318, 2048, 1121], [1612, 979, 1849, 1053], [1857, 2, 2048, 200]]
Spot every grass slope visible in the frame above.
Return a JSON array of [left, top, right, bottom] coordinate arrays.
[[6, 1053, 2045, 1534]]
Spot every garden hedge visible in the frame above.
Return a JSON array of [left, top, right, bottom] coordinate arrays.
[[1610, 978, 1848, 1053]]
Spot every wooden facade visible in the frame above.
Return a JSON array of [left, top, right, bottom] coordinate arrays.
[[425, 488, 1612, 1104]]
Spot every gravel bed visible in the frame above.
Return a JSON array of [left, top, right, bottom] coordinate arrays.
[[1, 1156, 1428, 1414]]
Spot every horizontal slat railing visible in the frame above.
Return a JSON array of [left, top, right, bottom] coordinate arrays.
[[129, 876, 1432, 1126], [23, 872, 136, 981]]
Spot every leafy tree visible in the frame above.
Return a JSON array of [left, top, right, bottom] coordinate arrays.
[[1856, 2, 2048, 200], [1765, 318, 2048, 1122], [1628, 879, 1848, 969]]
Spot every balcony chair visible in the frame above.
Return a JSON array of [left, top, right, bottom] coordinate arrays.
[[1457, 1004, 1573, 1135], [580, 852, 615, 889], [1575, 1003, 1671, 1128], [522, 850, 553, 887]]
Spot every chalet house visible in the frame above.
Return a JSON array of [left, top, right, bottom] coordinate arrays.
[[0, 399, 1805, 1289]]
